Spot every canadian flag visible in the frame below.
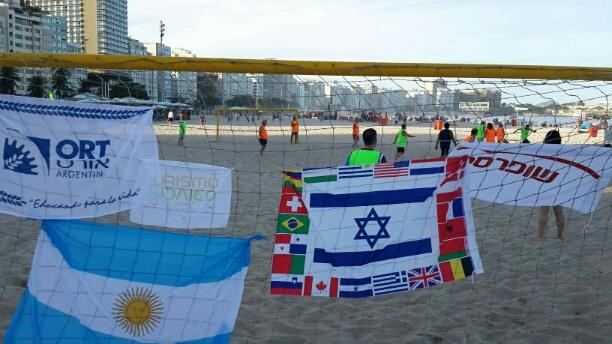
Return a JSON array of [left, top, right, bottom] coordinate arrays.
[[303, 275, 338, 297]]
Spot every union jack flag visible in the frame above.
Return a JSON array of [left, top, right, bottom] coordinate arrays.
[[407, 265, 442, 289], [374, 161, 410, 178]]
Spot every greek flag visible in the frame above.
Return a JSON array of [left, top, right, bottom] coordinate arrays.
[[5, 220, 256, 343]]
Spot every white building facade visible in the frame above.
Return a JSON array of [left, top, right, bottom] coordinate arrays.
[[171, 47, 197, 104]]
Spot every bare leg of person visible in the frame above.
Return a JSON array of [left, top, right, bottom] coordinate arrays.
[[538, 207, 551, 239], [553, 206, 566, 239]]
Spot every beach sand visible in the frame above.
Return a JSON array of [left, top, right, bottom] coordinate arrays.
[[1, 119, 610, 343]]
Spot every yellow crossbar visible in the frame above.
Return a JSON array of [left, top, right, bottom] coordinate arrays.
[[1, 52, 611, 81]]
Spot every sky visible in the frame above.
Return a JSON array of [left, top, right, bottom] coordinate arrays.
[[128, 0, 612, 67]]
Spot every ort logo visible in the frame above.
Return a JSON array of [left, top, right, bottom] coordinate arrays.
[[2, 129, 51, 176], [55, 139, 111, 169], [2, 129, 111, 179]]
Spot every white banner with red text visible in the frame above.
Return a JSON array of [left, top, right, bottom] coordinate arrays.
[[449, 143, 612, 213]]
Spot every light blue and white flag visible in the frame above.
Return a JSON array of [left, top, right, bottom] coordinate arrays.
[[0, 95, 158, 219], [5, 220, 255, 343]]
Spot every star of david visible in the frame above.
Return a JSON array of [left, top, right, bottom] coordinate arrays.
[[354, 208, 391, 249]]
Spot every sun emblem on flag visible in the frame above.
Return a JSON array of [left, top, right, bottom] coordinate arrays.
[[112, 287, 163, 337]]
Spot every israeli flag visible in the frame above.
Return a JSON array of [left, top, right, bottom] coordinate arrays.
[[5, 220, 256, 343]]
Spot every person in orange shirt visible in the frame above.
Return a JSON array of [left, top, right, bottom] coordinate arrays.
[[485, 123, 497, 143], [290, 116, 299, 144], [352, 118, 360, 148], [259, 120, 268, 155], [464, 128, 478, 143], [496, 123, 507, 143]]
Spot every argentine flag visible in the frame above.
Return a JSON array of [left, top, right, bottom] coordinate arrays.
[[5, 220, 256, 343]]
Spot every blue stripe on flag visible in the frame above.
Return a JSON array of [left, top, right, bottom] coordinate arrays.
[[339, 289, 374, 298], [338, 173, 373, 179], [309, 188, 436, 208], [452, 198, 464, 217], [340, 276, 372, 286], [270, 281, 303, 289], [4, 289, 232, 344], [394, 161, 410, 168], [313, 239, 432, 267], [42, 220, 251, 287], [289, 244, 307, 255], [410, 167, 445, 175]]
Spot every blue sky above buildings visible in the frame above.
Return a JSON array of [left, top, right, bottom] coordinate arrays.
[[129, 0, 611, 67]]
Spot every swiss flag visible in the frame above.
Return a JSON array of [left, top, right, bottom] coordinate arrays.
[[278, 193, 307, 215]]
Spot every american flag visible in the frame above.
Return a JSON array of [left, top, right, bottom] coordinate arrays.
[[374, 161, 410, 178], [407, 265, 442, 289]]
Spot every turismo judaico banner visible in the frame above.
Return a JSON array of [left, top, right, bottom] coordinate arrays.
[[450, 143, 612, 213], [130, 160, 232, 229], [0, 95, 158, 219]]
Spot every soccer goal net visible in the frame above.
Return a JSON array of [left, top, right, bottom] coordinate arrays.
[[0, 53, 611, 342]]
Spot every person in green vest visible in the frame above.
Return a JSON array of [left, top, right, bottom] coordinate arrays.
[[178, 113, 187, 146], [392, 123, 416, 161], [476, 120, 486, 142], [513, 124, 537, 143], [346, 128, 387, 165]]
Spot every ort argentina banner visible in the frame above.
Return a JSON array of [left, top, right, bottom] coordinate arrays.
[[0, 95, 158, 219], [270, 157, 483, 298], [130, 160, 232, 229], [451, 143, 612, 213], [5, 220, 255, 343]]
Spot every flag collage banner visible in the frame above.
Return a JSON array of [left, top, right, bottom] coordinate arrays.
[[130, 160, 232, 229], [271, 157, 483, 298], [0, 95, 158, 219], [452, 143, 612, 213], [5, 220, 255, 343]]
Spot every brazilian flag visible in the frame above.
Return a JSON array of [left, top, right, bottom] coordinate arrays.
[[277, 214, 309, 234]]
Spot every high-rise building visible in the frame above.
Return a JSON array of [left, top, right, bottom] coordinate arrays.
[[128, 37, 155, 100], [0, 3, 85, 94], [144, 42, 172, 102], [27, 0, 128, 54], [171, 48, 197, 104]]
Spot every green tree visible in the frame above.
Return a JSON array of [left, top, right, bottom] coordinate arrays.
[[51, 68, 74, 99], [78, 79, 92, 94], [27, 75, 47, 98], [0, 67, 20, 95], [258, 97, 290, 108], [195, 73, 221, 109], [129, 82, 149, 100], [109, 81, 149, 100], [225, 95, 255, 107]]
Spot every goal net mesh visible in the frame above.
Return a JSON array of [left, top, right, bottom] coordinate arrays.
[[0, 58, 611, 342]]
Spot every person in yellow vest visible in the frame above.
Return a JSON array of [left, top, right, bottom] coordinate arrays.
[[392, 123, 416, 161], [258, 120, 268, 155], [346, 128, 387, 165]]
